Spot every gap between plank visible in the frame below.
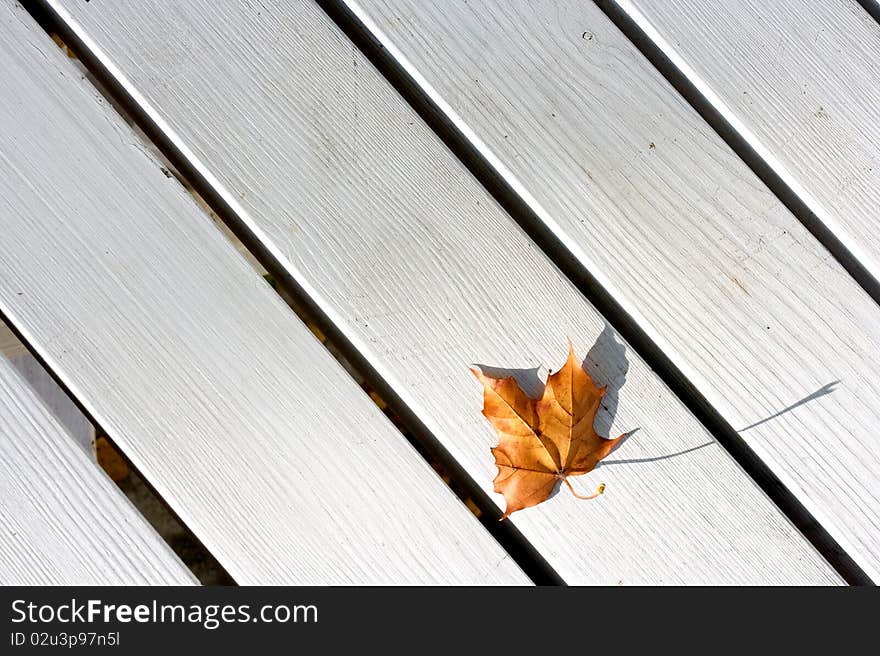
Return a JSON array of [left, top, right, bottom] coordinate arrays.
[[855, 0, 880, 25], [24, 0, 563, 586], [0, 314, 234, 585], [591, 0, 880, 311], [308, 0, 872, 585], [32, 0, 869, 585]]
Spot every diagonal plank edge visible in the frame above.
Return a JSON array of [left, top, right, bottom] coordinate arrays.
[[0, 355, 197, 585], [595, 0, 880, 308], [318, 0, 880, 581], [859, 0, 880, 23], [0, 1, 528, 585], [41, 0, 847, 583], [315, 0, 872, 584]]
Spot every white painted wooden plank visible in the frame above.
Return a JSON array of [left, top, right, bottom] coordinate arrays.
[[47, 0, 844, 583], [9, 353, 94, 455], [277, 0, 880, 580], [0, 1, 526, 585], [0, 355, 196, 585], [614, 0, 880, 288]]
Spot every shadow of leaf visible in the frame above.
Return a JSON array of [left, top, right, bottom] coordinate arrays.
[[472, 325, 726, 501], [738, 381, 840, 432], [582, 322, 629, 437], [472, 364, 546, 399], [597, 436, 714, 467]]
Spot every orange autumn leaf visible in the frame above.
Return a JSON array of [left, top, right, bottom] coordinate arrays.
[[471, 341, 628, 519]]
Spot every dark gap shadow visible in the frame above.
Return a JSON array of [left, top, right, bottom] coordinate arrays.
[[738, 381, 840, 433], [855, 0, 880, 25], [314, 0, 871, 584], [0, 315, 234, 585]]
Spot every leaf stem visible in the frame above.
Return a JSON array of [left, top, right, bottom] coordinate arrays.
[[563, 478, 605, 500]]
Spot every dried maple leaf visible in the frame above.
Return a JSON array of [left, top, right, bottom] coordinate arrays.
[[471, 341, 628, 519]]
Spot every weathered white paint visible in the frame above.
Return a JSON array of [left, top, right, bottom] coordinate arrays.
[[47, 0, 844, 583], [615, 0, 880, 290], [0, 1, 527, 585], [0, 355, 196, 585], [326, 0, 880, 580]]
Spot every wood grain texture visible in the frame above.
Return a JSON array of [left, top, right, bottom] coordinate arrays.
[[0, 355, 196, 585], [49, 0, 844, 583], [0, 1, 526, 585], [316, 0, 880, 580], [9, 353, 94, 455], [615, 0, 880, 288]]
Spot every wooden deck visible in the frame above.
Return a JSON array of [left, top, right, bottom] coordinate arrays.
[[0, 0, 877, 584]]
